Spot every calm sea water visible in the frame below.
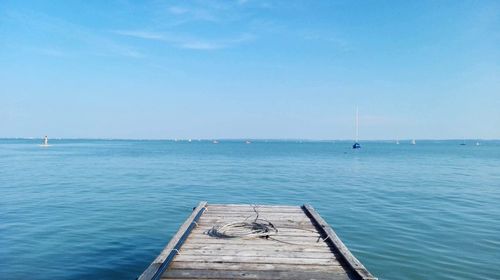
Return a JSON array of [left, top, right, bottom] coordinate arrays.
[[1, 139, 499, 280]]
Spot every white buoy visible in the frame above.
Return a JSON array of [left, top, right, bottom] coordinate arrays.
[[40, 136, 50, 147]]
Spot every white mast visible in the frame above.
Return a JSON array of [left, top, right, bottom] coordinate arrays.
[[355, 107, 359, 142]]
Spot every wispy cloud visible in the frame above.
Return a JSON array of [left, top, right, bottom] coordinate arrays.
[[162, 1, 261, 25], [168, 6, 189, 15], [110, 1, 268, 51], [4, 10, 144, 58], [113, 30, 254, 50], [29, 47, 69, 57], [113, 30, 164, 41], [301, 30, 351, 51], [180, 41, 222, 50], [165, 5, 222, 23]]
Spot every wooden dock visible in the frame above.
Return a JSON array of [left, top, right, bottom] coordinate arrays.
[[139, 202, 376, 280]]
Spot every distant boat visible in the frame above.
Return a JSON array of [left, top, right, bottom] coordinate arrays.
[[213, 140, 219, 144], [411, 139, 416, 145], [245, 140, 251, 144], [460, 140, 466, 146], [352, 107, 361, 149], [476, 141, 480, 146], [396, 140, 400, 145]]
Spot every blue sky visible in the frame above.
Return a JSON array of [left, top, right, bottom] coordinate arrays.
[[1, 0, 499, 139]]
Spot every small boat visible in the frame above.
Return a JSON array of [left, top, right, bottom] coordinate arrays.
[[396, 140, 400, 145], [476, 141, 480, 146], [411, 139, 416, 145], [245, 140, 251, 144], [213, 140, 219, 144], [352, 107, 361, 149]]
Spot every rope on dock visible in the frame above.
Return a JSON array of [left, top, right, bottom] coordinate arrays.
[[207, 205, 325, 246], [207, 205, 278, 239]]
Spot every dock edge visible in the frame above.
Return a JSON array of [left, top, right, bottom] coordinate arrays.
[[138, 201, 208, 280], [302, 204, 377, 280]]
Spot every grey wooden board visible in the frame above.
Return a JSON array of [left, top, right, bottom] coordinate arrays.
[[303, 204, 378, 280], [169, 261, 344, 271], [139, 203, 375, 280], [196, 221, 317, 229], [179, 243, 335, 253], [181, 237, 330, 247], [187, 234, 326, 241], [161, 269, 352, 280], [203, 211, 305, 216], [175, 249, 337, 259], [172, 255, 340, 265], [190, 231, 322, 237], [168, 204, 348, 279], [208, 204, 302, 209], [139, 202, 207, 280]]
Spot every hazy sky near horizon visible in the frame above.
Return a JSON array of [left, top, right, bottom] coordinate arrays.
[[1, 0, 499, 139]]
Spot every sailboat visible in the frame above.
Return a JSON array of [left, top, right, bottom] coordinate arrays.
[[352, 107, 361, 149], [411, 139, 416, 145], [396, 139, 400, 145]]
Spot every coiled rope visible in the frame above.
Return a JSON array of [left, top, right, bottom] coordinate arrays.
[[207, 205, 278, 239], [206, 205, 327, 247]]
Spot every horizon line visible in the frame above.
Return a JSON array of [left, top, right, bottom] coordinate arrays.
[[0, 137, 497, 141]]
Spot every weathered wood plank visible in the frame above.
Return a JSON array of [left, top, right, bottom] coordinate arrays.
[[203, 209, 305, 215], [199, 214, 309, 221], [141, 202, 375, 280], [174, 249, 337, 259], [138, 202, 207, 280], [162, 269, 351, 280], [169, 261, 344, 272], [179, 243, 334, 253], [208, 204, 301, 209], [196, 221, 316, 229], [199, 216, 311, 222], [185, 235, 328, 244], [192, 226, 319, 233], [189, 231, 322, 238], [185, 233, 328, 241], [303, 204, 377, 280], [201, 211, 308, 217], [181, 238, 330, 247], [172, 255, 340, 265]]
